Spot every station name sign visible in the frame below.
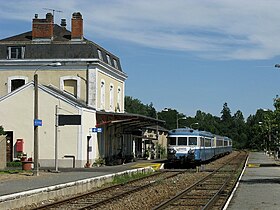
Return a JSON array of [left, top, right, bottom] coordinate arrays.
[[58, 115, 81, 126]]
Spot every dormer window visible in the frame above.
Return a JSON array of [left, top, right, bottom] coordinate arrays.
[[97, 49, 103, 61], [106, 54, 112, 65], [7, 46, 25, 59], [113, 59, 119, 69]]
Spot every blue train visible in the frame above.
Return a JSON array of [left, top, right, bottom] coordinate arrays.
[[167, 128, 232, 166]]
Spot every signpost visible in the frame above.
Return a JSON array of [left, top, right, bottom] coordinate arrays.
[[92, 127, 103, 133], [34, 119, 42, 127]]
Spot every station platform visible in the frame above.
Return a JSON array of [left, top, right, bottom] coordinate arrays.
[[227, 152, 280, 210], [0, 159, 163, 196], [0, 159, 164, 209]]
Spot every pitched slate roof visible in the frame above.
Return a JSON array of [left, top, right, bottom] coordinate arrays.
[[0, 24, 122, 71]]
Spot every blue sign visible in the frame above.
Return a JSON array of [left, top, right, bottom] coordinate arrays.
[[34, 119, 42, 126], [92, 127, 103, 133]]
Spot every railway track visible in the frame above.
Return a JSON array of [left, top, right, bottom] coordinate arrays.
[[31, 170, 188, 210], [153, 151, 248, 210], [27, 151, 246, 210]]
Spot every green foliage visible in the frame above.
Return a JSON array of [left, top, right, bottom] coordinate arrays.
[[112, 171, 154, 185], [7, 161, 22, 167], [125, 94, 280, 151], [92, 157, 105, 166], [125, 96, 156, 118], [0, 126, 4, 135]]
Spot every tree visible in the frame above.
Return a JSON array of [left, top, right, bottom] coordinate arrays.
[[0, 126, 4, 135], [232, 110, 248, 149], [158, 108, 180, 130], [125, 96, 154, 117], [221, 102, 232, 123]]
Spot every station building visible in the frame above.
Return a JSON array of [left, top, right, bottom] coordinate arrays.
[[0, 12, 166, 168]]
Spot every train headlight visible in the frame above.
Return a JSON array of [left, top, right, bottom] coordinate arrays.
[[168, 148, 176, 154], [188, 149, 194, 154]]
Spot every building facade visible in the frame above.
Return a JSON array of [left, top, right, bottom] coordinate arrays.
[[0, 12, 165, 168], [0, 12, 127, 112]]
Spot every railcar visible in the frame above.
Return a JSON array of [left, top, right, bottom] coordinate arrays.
[[167, 128, 232, 166]]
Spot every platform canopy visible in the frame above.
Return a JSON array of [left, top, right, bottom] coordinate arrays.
[[96, 111, 165, 134]]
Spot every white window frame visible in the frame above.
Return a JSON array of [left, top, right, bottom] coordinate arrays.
[[8, 76, 28, 93], [117, 86, 121, 112], [97, 49, 103, 61], [60, 76, 81, 98], [113, 59, 118, 69], [106, 54, 112, 65], [109, 83, 114, 111], [7, 46, 25, 59], [100, 80, 105, 110]]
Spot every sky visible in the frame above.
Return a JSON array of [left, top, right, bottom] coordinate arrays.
[[1, 0, 280, 119]]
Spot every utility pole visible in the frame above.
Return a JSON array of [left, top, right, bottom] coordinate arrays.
[[33, 74, 39, 176]]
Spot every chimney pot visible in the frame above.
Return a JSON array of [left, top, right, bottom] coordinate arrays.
[[61, 18, 67, 27], [46, 13, 53, 22], [71, 12, 83, 41]]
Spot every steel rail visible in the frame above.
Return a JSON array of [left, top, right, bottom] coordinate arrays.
[[32, 170, 188, 210], [153, 151, 247, 210]]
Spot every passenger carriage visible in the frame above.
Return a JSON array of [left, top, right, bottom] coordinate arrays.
[[167, 128, 232, 166]]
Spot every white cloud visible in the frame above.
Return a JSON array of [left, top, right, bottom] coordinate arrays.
[[2, 0, 280, 60]]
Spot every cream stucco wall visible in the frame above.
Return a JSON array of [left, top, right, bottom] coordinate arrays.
[[0, 69, 87, 102], [96, 70, 125, 112], [0, 83, 98, 168], [0, 67, 126, 113]]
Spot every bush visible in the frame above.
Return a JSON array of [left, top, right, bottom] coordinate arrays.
[[7, 161, 22, 167]]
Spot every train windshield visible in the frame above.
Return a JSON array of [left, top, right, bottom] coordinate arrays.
[[189, 137, 197, 146], [168, 137, 176, 145], [178, 137, 188, 145]]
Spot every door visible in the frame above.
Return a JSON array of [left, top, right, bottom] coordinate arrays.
[[5, 131, 13, 162]]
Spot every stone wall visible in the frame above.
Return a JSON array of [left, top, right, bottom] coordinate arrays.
[[0, 135, 6, 169]]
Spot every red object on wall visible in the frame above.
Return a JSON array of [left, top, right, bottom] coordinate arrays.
[[16, 139, 24, 152]]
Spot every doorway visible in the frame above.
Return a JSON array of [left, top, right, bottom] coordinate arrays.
[[5, 131, 13, 162]]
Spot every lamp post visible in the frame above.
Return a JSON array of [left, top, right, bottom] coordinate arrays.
[[259, 120, 271, 154], [176, 114, 187, 129], [162, 108, 186, 129], [190, 122, 199, 129], [33, 62, 62, 176]]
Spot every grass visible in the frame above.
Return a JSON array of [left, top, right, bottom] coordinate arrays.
[[112, 171, 154, 185], [0, 169, 25, 174]]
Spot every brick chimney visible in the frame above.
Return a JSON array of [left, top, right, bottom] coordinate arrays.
[[32, 13, 54, 40], [71, 12, 83, 41]]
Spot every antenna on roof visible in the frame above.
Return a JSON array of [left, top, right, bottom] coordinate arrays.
[[43, 8, 63, 22]]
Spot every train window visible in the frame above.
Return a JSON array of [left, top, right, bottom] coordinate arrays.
[[224, 140, 228, 146], [217, 140, 223, 147], [189, 137, 197, 146], [205, 138, 211, 147], [178, 137, 187, 145], [168, 137, 176, 145], [200, 137, 205, 146]]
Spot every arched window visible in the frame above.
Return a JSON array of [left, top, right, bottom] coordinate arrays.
[[109, 84, 114, 111], [100, 80, 105, 109], [60, 76, 80, 98], [8, 76, 28, 93], [117, 86, 121, 112]]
